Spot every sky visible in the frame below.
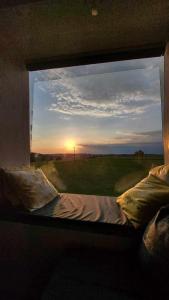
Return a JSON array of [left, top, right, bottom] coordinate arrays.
[[29, 56, 164, 155]]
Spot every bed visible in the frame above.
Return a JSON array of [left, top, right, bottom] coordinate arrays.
[[32, 193, 130, 226], [0, 167, 138, 230]]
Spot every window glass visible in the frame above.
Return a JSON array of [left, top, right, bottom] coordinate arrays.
[[29, 57, 164, 196]]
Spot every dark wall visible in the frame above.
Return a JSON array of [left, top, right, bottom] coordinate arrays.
[[0, 219, 137, 299]]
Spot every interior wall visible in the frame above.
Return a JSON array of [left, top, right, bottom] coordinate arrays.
[[164, 43, 169, 163], [0, 1, 168, 63], [0, 55, 30, 168]]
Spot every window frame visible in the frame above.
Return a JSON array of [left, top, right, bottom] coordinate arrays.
[[5, 45, 163, 239], [27, 45, 164, 71]]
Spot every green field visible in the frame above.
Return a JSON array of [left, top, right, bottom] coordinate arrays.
[[33, 155, 164, 196]]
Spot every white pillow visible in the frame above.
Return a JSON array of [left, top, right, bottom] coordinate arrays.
[[1, 168, 58, 211]]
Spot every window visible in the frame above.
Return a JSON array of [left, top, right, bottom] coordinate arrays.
[[29, 56, 164, 197]]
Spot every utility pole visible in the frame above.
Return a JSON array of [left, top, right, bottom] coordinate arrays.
[[74, 146, 76, 161]]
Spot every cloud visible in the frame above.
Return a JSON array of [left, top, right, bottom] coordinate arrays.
[[32, 56, 162, 118], [116, 130, 162, 144], [77, 142, 163, 155], [59, 115, 71, 121], [77, 130, 163, 154], [78, 130, 162, 145]]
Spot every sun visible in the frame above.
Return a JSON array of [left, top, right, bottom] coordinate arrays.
[[65, 139, 76, 151]]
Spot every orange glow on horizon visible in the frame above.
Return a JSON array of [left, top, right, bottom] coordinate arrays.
[[32, 138, 82, 154], [64, 139, 76, 152]]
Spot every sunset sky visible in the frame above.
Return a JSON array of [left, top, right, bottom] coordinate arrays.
[[30, 56, 163, 155]]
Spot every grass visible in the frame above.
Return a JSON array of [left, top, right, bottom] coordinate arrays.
[[33, 155, 164, 197]]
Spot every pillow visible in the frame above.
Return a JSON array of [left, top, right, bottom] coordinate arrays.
[[143, 205, 169, 261], [149, 164, 169, 185], [139, 205, 169, 288], [1, 168, 58, 211], [116, 174, 169, 228]]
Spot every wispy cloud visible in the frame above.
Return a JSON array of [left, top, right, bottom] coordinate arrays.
[[78, 130, 162, 146], [33, 57, 161, 118]]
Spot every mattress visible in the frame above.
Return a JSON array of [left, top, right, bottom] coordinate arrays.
[[33, 193, 128, 225]]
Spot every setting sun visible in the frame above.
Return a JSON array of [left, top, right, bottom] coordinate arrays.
[[65, 139, 76, 151]]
